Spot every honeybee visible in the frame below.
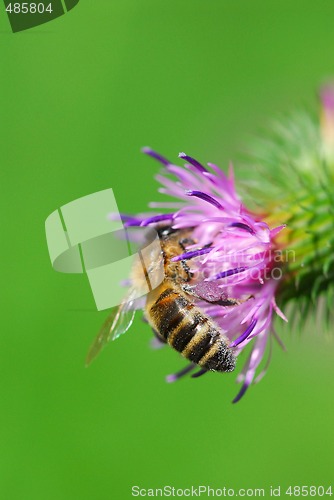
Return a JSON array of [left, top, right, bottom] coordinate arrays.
[[86, 226, 238, 378]]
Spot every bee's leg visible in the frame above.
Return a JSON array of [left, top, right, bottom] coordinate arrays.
[[182, 282, 248, 306], [181, 282, 230, 303], [178, 237, 197, 282], [191, 368, 208, 378], [180, 260, 193, 282], [181, 283, 200, 297], [166, 363, 197, 382]]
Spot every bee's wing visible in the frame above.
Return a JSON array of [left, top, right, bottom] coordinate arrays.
[[110, 291, 137, 341], [85, 289, 137, 366]]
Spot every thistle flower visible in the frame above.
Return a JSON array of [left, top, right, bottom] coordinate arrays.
[[118, 87, 334, 402], [124, 149, 287, 403]]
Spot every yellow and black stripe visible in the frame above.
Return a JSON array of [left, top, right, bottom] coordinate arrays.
[[146, 283, 236, 373]]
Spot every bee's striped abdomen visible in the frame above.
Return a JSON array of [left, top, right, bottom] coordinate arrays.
[[149, 286, 190, 342], [147, 283, 236, 373]]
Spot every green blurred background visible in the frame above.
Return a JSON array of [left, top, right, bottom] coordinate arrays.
[[1, 1, 334, 499]]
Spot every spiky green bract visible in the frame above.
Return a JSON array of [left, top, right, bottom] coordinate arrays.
[[238, 107, 334, 326]]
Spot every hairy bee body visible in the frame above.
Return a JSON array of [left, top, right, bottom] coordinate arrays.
[[144, 228, 236, 373], [87, 226, 236, 373]]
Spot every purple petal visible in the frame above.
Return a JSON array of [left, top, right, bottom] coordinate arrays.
[[191, 368, 208, 378], [230, 318, 257, 348], [232, 381, 250, 404], [254, 335, 273, 383], [124, 218, 143, 227], [230, 222, 255, 234], [110, 213, 143, 226], [142, 147, 171, 166], [178, 152, 208, 173], [270, 225, 286, 238], [171, 247, 212, 262], [166, 165, 199, 186], [166, 364, 196, 382], [140, 213, 174, 226], [213, 267, 246, 280], [185, 190, 223, 210], [119, 214, 138, 222]]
